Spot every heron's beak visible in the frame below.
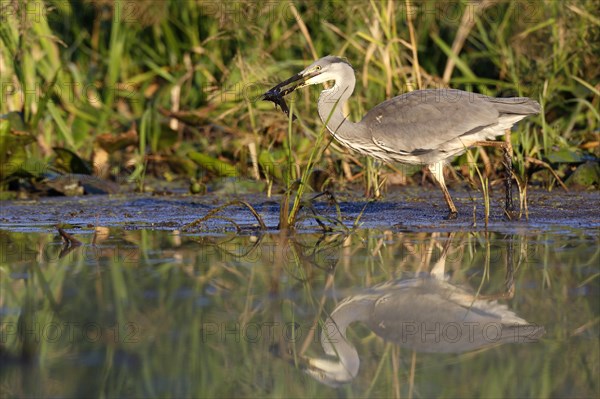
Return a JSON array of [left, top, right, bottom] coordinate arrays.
[[261, 69, 320, 100], [260, 69, 320, 120]]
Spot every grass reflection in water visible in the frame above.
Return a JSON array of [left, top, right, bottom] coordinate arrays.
[[0, 229, 598, 398]]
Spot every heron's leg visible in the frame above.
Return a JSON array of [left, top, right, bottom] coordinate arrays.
[[475, 238, 515, 300], [473, 140, 515, 217], [502, 130, 516, 215], [427, 162, 458, 218], [502, 147, 515, 213]]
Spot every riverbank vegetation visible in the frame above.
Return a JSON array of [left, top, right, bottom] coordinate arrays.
[[1, 0, 598, 200]]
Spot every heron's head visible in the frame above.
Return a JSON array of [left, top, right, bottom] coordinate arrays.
[[296, 56, 353, 87], [301, 355, 358, 388], [262, 56, 353, 100]]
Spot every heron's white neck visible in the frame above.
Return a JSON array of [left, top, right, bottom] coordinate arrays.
[[317, 68, 367, 148], [307, 298, 373, 385]]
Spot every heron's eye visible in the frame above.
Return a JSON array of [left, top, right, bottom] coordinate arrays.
[[316, 65, 322, 71]]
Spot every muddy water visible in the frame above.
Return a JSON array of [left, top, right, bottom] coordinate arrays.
[[1, 188, 599, 232], [0, 191, 598, 398]]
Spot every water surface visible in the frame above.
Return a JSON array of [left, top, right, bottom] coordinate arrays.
[[0, 193, 600, 398], [0, 193, 598, 398]]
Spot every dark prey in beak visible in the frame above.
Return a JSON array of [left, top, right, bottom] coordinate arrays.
[[261, 72, 306, 121]]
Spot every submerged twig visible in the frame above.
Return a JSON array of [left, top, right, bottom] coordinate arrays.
[[311, 190, 342, 221], [57, 226, 82, 246], [291, 190, 349, 233], [183, 200, 267, 232], [193, 233, 265, 259], [56, 226, 82, 259], [295, 212, 347, 233]]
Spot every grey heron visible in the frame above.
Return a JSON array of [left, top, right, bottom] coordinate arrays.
[[303, 251, 545, 387], [262, 56, 541, 218]]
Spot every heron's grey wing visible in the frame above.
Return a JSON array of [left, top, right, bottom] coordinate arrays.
[[368, 280, 543, 353], [362, 89, 500, 155]]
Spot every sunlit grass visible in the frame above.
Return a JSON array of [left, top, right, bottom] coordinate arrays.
[[0, 1, 597, 197]]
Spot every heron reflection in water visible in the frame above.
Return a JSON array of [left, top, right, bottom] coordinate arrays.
[[303, 240, 545, 387]]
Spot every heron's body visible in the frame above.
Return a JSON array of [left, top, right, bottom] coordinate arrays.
[[298, 234, 544, 386], [263, 56, 541, 216], [358, 89, 539, 165], [307, 276, 544, 386]]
